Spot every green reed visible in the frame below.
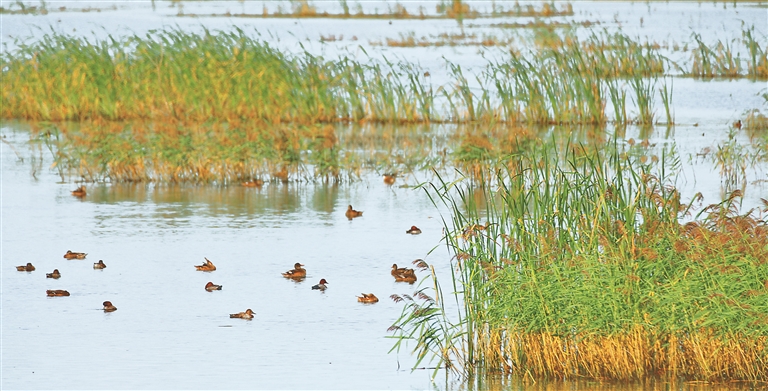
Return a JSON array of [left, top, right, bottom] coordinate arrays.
[[390, 141, 768, 381], [685, 30, 768, 80], [4, 27, 671, 126]]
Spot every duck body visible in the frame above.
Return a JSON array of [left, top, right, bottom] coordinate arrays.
[[195, 257, 216, 272], [47, 290, 70, 297], [46, 269, 61, 279], [103, 301, 117, 312], [345, 205, 363, 219], [230, 309, 255, 319], [383, 174, 396, 185], [205, 282, 223, 291], [282, 263, 306, 278], [71, 186, 86, 197], [406, 226, 422, 235], [357, 293, 379, 303], [311, 279, 328, 291], [16, 263, 35, 272], [93, 260, 107, 269], [242, 179, 264, 187], [64, 250, 87, 259]]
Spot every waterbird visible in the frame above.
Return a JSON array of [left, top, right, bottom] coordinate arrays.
[[230, 309, 255, 319], [391, 264, 417, 283], [195, 257, 216, 272], [205, 282, 223, 291], [93, 260, 106, 269], [16, 262, 35, 272], [383, 173, 396, 185], [357, 293, 379, 303], [103, 301, 117, 312], [46, 269, 61, 279], [71, 186, 86, 197], [47, 290, 70, 297], [282, 263, 306, 279], [345, 205, 363, 219], [311, 279, 329, 291], [406, 226, 422, 235], [242, 179, 264, 187], [63, 250, 87, 259]]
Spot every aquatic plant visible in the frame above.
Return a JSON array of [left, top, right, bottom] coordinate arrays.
[[389, 143, 768, 381], [2, 28, 671, 126]]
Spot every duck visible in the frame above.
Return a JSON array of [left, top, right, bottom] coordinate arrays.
[[102, 301, 117, 312], [195, 257, 216, 272], [71, 185, 86, 197], [230, 309, 255, 319], [311, 278, 329, 291], [205, 282, 223, 291], [406, 225, 422, 235], [345, 205, 363, 219], [282, 263, 306, 278], [391, 263, 411, 277], [46, 290, 70, 297], [63, 250, 87, 259], [242, 179, 264, 187], [93, 260, 107, 269], [357, 293, 379, 303], [734, 119, 742, 129], [392, 264, 417, 283], [383, 173, 396, 185], [16, 263, 35, 272], [46, 269, 61, 279]]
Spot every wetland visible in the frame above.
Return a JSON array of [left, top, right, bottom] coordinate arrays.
[[2, 1, 767, 389]]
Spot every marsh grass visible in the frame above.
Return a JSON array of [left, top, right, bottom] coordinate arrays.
[[389, 142, 768, 381], [177, 0, 572, 20], [3, 28, 672, 126], [687, 28, 768, 80]]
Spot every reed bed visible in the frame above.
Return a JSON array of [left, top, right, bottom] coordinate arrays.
[[687, 28, 768, 80], [3, 28, 671, 126], [389, 143, 768, 381], [177, 0, 573, 20]]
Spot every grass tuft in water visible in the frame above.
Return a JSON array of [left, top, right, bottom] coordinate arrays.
[[389, 142, 768, 381]]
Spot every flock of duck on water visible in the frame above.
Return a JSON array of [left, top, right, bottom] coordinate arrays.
[[19, 174, 424, 319]]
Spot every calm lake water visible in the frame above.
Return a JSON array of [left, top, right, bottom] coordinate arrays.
[[2, 1, 767, 389]]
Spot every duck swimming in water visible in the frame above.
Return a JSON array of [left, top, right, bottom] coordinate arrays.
[[391, 264, 417, 283], [63, 250, 87, 259], [46, 269, 61, 279], [282, 263, 306, 279], [205, 282, 223, 291], [345, 205, 363, 219], [16, 263, 35, 272], [71, 186, 86, 197], [357, 293, 379, 303], [406, 226, 422, 235], [230, 309, 255, 319], [47, 290, 70, 297], [195, 258, 216, 272], [311, 279, 329, 291], [103, 301, 117, 312], [93, 260, 106, 269]]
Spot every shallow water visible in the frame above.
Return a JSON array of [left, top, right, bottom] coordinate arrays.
[[2, 127, 457, 389], [2, 1, 768, 389]]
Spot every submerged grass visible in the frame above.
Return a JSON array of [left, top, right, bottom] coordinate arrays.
[[27, 120, 497, 183], [389, 142, 768, 381]]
